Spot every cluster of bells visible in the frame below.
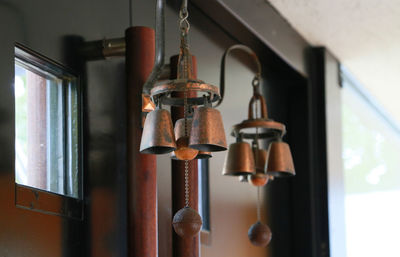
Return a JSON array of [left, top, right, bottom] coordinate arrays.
[[139, 0, 295, 246], [140, 12, 227, 238], [140, 102, 226, 158], [220, 44, 296, 247]]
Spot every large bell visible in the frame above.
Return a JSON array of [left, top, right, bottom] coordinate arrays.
[[140, 109, 176, 154], [266, 141, 295, 177], [222, 141, 255, 176], [174, 118, 199, 160], [189, 106, 227, 152]]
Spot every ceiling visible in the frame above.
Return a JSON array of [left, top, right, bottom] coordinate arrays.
[[266, 0, 400, 124]]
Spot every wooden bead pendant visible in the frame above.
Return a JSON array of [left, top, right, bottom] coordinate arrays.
[[248, 221, 272, 247], [173, 206, 203, 237], [249, 173, 269, 187], [174, 136, 199, 160]]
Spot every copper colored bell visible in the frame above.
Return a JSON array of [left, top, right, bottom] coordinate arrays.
[[172, 207, 203, 238], [248, 221, 272, 247], [266, 141, 295, 177], [189, 106, 227, 152], [174, 118, 199, 160], [140, 109, 176, 154], [222, 142, 255, 176]]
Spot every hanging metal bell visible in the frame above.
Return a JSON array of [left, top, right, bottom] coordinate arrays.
[[266, 141, 295, 177], [140, 109, 176, 154], [173, 118, 199, 160], [222, 142, 255, 176], [189, 106, 227, 152]]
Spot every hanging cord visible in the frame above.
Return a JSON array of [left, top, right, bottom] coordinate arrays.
[[257, 186, 261, 221]]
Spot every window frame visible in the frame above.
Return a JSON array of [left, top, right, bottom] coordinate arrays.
[[14, 43, 83, 220]]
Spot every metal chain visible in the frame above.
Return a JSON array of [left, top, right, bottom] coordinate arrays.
[[185, 160, 189, 207], [179, 0, 190, 35], [184, 90, 190, 207]]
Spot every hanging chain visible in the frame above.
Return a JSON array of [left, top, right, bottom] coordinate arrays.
[[179, 0, 190, 36], [184, 88, 189, 207], [257, 186, 261, 221]]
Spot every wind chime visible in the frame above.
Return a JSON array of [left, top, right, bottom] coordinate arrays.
[[140, 0, 227, 238], [220, 45, 295, 247]]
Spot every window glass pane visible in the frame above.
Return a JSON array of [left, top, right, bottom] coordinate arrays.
[[342, 76, 400, 257], [14, 49, 80, 199]]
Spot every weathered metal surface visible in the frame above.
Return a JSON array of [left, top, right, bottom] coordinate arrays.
[[125, 26, 157, 257], [140, 108, 176, 154], [189, 106, 227, 152], [222, 142, 255, 176], [173, 118, 199, 160], [266, 141, 295, 177]]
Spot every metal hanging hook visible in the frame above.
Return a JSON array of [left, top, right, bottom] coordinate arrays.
[[216, 44, 262, 107]]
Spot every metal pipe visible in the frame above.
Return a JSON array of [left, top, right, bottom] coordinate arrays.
[[79, 37, 126, 60], [142, 0, 166, 95], [216, 44, 262, 107]]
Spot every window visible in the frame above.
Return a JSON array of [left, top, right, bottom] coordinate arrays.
[[14, 44, 81, 200], [341, 68, 400, 257], [198, 159, 211, 245]]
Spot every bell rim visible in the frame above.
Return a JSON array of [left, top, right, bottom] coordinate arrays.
[[266, 170, 295, 177], [222, 170, 255, 176], [140, 146, 176, 154], [189, 143, 227, 152]]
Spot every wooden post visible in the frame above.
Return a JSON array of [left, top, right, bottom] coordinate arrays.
[[125, 26, 158, 257], [170, 55, 200, 257]]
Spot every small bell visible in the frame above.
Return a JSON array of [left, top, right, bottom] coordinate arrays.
[[266, 140, 295, 177], [189, 104, 227, 152], [248, 221, 272, 247], [174, 118, 199, 160], [222, 138, 255, 176], [172, 207, 203, 238], [140, 108, 176, 154]]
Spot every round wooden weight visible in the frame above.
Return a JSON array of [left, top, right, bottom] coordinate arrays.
[[172, 207, 203, 238], [249, 173, 269, 187], [248, 221, 272, 247], [174, 137, 199, 160]]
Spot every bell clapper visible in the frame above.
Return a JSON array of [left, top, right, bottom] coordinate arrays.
[[248, 186, 272, 247]]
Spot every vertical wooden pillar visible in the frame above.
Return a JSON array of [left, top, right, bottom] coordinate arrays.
[[125, 27, 158, 257], [171, 55, 200, 257]]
